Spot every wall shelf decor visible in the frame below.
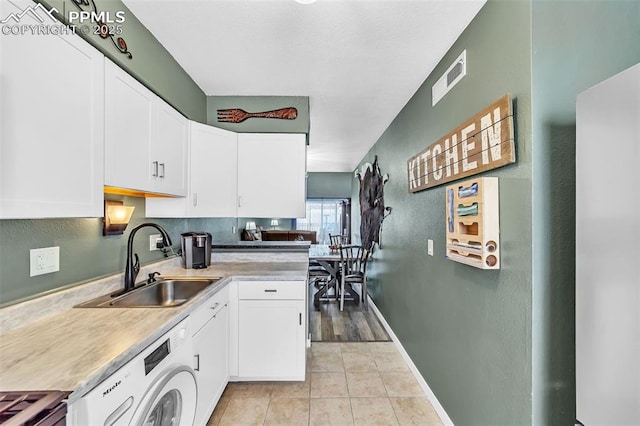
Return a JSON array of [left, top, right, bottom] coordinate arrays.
[[445, 177, 499, 269]]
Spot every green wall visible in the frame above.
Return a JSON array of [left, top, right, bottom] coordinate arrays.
[[530, 1, 640, 424], [352, 1, 534, 424], [307, 172, 353, 199], [0, 196, 237, 305], [353, 0, 640, 424]]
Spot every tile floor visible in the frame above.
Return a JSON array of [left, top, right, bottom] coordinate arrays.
[[207, 342, 443, 425]]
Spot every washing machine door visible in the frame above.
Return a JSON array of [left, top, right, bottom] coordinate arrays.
[[132, 366, 197, 426]]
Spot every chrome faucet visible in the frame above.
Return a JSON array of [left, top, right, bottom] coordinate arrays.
[[118, 223, 172, 296]]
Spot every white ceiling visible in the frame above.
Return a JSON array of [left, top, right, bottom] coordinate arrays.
[[123, 0, 486, 172]]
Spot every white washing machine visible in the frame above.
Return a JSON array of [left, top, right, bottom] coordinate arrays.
[[68, 318, 197, 426]]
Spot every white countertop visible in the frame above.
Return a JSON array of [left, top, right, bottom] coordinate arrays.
[[0, 259, 308, 403]]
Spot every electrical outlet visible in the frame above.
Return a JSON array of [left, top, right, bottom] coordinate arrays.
[[149, 234, 162, 251], [30, 246, 60, 277], [428, 239, 434, 256]]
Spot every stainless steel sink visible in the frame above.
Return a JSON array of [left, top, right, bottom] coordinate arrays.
[[75, 277, 220, 308]]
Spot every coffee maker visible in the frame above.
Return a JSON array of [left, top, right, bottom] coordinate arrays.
[[181, 232, 211, 269]]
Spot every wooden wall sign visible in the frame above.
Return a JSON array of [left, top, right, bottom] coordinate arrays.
[[217, 107, 297, 124], [407, 94, 515, 192]]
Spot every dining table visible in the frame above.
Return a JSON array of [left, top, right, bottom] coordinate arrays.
[[309, 244, 360, 309]]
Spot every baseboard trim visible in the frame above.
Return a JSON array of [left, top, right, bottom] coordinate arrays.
[[367, 296, 454, 426]]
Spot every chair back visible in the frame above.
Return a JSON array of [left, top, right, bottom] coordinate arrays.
[[338, 244, 369, 276], [329, 234, 349, 246]]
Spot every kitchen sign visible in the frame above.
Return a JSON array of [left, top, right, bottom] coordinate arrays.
[[407, 94, 515, 192]]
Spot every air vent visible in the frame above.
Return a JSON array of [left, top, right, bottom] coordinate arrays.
[[432, 50, 467, 106]]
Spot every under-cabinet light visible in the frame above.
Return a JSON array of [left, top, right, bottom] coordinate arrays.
[[103, 200, 135, 236]]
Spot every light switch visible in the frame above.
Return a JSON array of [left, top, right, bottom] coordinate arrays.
[[30, 246, 60, 277], [428, 239, 434, 256]]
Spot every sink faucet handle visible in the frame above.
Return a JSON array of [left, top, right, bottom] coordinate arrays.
[[147, 271, 161, 284], [133, 253, 140, 276]]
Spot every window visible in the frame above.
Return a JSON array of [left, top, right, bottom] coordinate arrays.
[[296, 199, 350, 245]]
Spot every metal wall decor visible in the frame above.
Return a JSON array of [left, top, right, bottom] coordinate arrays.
[[355, 155, 391, 251], [217, 107, 298, 124], [69, 0, 133, 59]]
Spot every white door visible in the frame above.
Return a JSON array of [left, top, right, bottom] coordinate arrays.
[[0, 0, 104, 218], [156, 102, 188, 196], [238, 299, 305, 380], [191, 123, 238, 217], [237, 133, 307, 218], [193, 304, 229, 426], [576, 63, 640, 426], [104, 58, 156, 193], [146, 122, 238, 217]]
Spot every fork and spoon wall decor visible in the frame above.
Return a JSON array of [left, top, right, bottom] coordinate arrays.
[[216, 107, 298, 123]]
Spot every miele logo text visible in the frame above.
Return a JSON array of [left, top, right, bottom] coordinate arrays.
[[103, 379, 121, 397]]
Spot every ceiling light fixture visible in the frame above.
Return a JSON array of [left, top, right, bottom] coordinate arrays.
[[295, 0, 317, 4]]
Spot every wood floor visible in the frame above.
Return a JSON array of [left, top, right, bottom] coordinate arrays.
[[309, 283, 390, 342]]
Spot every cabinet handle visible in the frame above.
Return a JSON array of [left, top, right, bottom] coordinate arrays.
[[264, 289, 277, 293], [299, 313, 302, 325], [159, 163, 165, 178], [194, 354, 200, 371], [152, 161, 159, 177], [193, 193, 198, 206], [210, 302, 220, 310]]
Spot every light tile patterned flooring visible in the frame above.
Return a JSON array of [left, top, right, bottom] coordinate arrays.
[[207, 342, 443, 425]]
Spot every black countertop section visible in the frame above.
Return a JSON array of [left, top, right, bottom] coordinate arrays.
[[211, 241, 311, 251]]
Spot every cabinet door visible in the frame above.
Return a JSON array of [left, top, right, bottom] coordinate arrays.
[[193, 304, 229, 426], [155, 102, 188, 196], [237, 134, 307, 218], [238, 299, 305, 380], [0, 0, 104, 218], [190, 122, 238, 217], [104, 59, 156, 193], [146, 122, 238, 217]]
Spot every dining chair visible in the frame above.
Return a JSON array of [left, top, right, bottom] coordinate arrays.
[[329, 234, 349, 246], [308, 260, 331, 289], [337, 245, 370, 311]]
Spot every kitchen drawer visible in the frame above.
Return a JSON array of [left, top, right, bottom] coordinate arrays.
[[191, 285, 229, 335], [238, 281, 305, 300]]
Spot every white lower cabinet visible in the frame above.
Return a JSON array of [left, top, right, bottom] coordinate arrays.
[[191, 288, 229, 426], [236, 281, 306, 381]]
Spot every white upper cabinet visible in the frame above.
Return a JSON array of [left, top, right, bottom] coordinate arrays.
[[189, 123, 237, 217], [146, 121, 238, 218], [156, 101, 188, 196], [104, 59, 187, 197], [237, 133, 307, 218], [0, 0, 104, 218]]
